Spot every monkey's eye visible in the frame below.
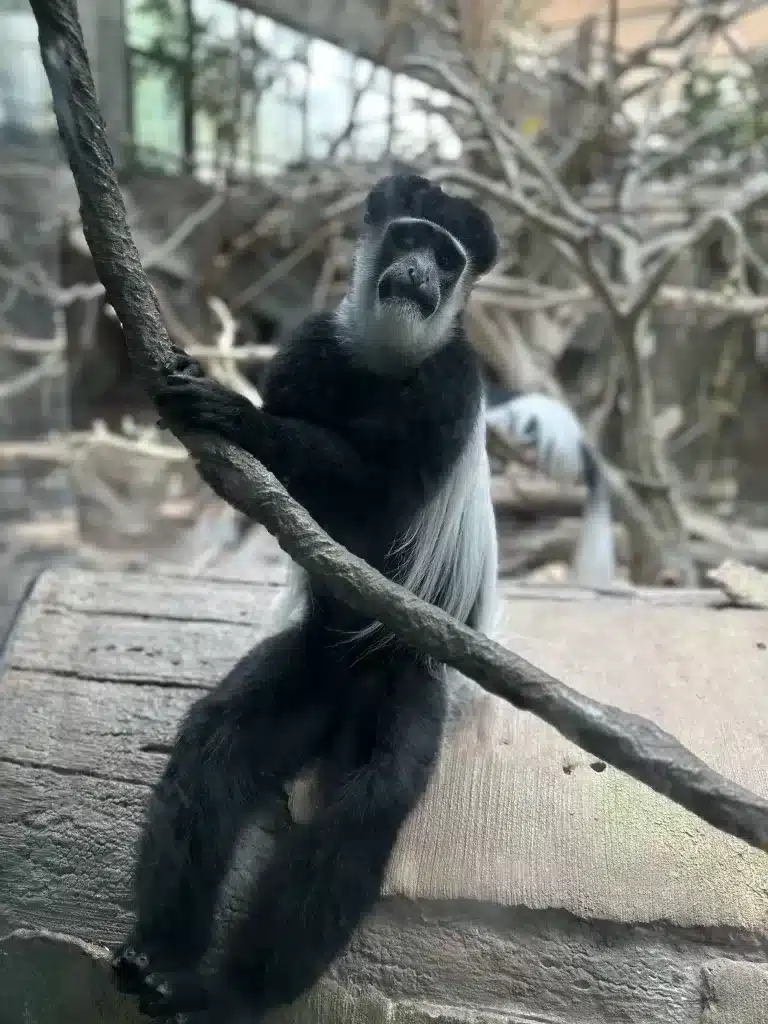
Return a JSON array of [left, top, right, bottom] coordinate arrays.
[[434, 238, 465, 275]]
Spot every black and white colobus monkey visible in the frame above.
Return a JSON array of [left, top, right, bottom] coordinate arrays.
[[486, 391, 616, 587], [111, 173, 500, 1022]]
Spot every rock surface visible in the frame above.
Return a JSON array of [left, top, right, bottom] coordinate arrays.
[[0, 568, 766, 1024]]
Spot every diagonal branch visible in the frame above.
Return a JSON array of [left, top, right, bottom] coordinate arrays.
[[615, 0, 751, 78], [408, 57, 628, 319], [427, 163, 587, 247], [407, 54, 599, 231], [27, 0, 768, 855]]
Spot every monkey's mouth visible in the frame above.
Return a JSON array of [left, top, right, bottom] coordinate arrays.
[[377, 274, 438, 317]]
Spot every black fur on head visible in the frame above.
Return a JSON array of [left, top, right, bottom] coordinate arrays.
[[364, 174, 499, 278]]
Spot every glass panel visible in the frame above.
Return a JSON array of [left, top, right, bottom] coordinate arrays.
[[0, 11, 53, 131], [194, 36, 241, 164], [126, 0, 188, 59], [353, 57, 390, 96], [193, 108, 221, 180], [256, 16, 308, 61], [353, 83, 391, 161], [392, 73, 429, 159], [257, 79, 305, 173], [193, 0, 238, 40], [125, 6, 461, 177], [305, 38, 354, 159], [131, 56, 185, 171], [273, 23, 309, 61], [282, 58, 309, 101], [427, 88, 461, 160]]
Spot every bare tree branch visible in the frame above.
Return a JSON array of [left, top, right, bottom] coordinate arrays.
[[627, 173, 768, 318], [407, 55, 602, 234], [205, 295, 263, 408], [27, 0, 768, 854], [615, 1, 750, 79], [231, 221, 339, 310], [428, 163, 587, 246], [0, 423, 187, 463]]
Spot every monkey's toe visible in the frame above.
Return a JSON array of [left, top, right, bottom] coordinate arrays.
[[169, 1007, 251, 1024], [111, 945, 152, 993], [139, 972, 175, 1016], [155, 377, 245, 433], [169, 344, 205, 378], [139, 970, 211, 1018]]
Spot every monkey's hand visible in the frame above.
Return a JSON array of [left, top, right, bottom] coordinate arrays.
[[168, 343, 206, 378], [156, 374, 368, 519], [155, 374, 254, 441]]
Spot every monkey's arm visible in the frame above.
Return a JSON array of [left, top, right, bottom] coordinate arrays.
[[155, 374, 379, 520]]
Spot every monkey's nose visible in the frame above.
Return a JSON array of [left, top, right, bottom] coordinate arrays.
[[407, 262, 430, 286], [377, 262, 439, 316]]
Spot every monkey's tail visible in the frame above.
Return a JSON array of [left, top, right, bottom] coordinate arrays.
[[486, 393, 616, 587], [573, 442, 615, 588]]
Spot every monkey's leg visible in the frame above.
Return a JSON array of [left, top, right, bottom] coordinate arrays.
[[142, 659, 446, 1020], [112, 622, 331, 996]]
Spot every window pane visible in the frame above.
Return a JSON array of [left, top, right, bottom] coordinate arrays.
[[392, 74, 429, 158], [126, 0, 187, 58], [353, 57, 390, 96], [124, 8, 459, 178], [256, 59, 307, 170], [131, 58, 184, 171], [282, 59, 309, 102], [0, 12, 53, 131], [354, 85, 390, 161], [428, 88, 461, 160], [193, 109, 218, 180], [256, 15, 308, 61], [306, 39, 354, 159], [193, 0, 238, 40], [257, 80, 305, 172], [273, 22, 309, 61]]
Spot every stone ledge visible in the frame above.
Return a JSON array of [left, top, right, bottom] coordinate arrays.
[[0, 568, 766, 1023]]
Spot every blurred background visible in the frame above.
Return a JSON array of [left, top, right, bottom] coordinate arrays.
[[2, 0, 768, 644]]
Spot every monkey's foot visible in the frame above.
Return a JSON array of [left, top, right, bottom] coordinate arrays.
[[168, 1013, 249, 1024], [138, 970, 211, 1018], [168, 344, 206, 379], [166, 1001, 258, 1024], [111, 944, 154, 994], [155, 375, 251, 437]]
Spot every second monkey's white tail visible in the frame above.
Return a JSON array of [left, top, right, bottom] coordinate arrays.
[[486, 393, 616, 587]]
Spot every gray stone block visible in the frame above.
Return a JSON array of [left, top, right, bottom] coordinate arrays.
[[1, 568, 766, 1024]]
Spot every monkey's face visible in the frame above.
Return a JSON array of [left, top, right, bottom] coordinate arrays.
[[340, 216, 472, 373], [374, 217, 466, 320]]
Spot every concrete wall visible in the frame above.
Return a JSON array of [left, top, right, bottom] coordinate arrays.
[[236, 0, 444, 68], [237, 0, 768, 68], [538, 0, 768, 53]]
